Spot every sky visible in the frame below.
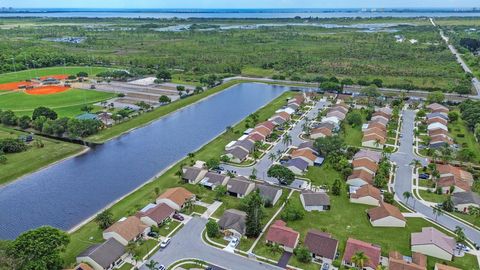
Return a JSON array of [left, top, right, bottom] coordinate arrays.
[[1, 0, 479, 9]]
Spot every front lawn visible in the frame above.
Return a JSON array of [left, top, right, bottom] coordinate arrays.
[[418, 190, 447, 204], [158, 220, 182, 237], [305, 162, 343, 187], [136, 239, 158, 258]]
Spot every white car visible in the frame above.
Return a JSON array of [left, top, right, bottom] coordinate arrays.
[[160, 237, 171, 248], [229, 238, 239, 247]]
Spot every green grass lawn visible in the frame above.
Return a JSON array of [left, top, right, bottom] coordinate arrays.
[[136, 239, 158, 258], [418, 190, 448, 204], [61, 90, 294, 267], [182, 204, 207, 215], [448, 114, 480, 164], [0, 127, 85, 185], [0, 66, 109, 84], [451, 212, 480, 228], [241, 67, 276, 78], [339, 109, 367, 147], [0, 89, 115, 118], [158, 220, 181, 237], [261, 192, 478, 270], [117, 263, 133, 270], [305, 162, 343, 187]]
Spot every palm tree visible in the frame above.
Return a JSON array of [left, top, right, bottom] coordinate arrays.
[[403, 191, 412, 205], [454, 226, 466, 244], [282, 134, 292, 146], [145, 260, 159, 270], [409, 159, 422, 168], [468, 206, 480, 218], [433, 207, 443, 221], [351, 251, 370, 269], [268, 153, 276, 162]]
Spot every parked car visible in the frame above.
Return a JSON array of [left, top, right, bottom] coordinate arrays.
[[229, 238, 239, 248], [159, 265, 166, 270], [173, 213, 184, 221], [321, 263, 330, 270], [147, 231, 158, 238], [160, 238, 171, 248], [419, 173, 430, 179]]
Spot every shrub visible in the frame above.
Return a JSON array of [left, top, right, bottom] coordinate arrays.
[[0, 138, 27, 153]]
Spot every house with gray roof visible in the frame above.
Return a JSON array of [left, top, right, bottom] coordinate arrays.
[[76, 238, 126, 270], [452, 191, 480, 213], [225, 147, 249, 163], [218, 209, 247, 238], [297, 141, 318, 154], [182, 166, 207, 184], [427, 112, 449, 121], [199, 172, 230, 190], [226, 177, 255, 198], [285, 158, 309, 175], [256, 184, 283, 206], [300, 191, 330, 212]]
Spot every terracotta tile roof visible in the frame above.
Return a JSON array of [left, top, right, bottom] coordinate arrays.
[[350, 184, 382, 201], [437, 176, 471, 191], [389, 251, 426, 270], [311, 127, 333, 136], [437, 164, 474, 183], [265, 220, 299, 249], [370, 116, 389, 126], [354, 150, 382, 163], [326, 110, 346, 120], [278, 112, 291, 121], [368, 202, 406, 222], [329, 106, 349, 114], [343, 238, 381, 269], [73, 263, 94, 270], [136, 203, 175, 224], [104, 216, 148, 242], [367, 122, 387, 131], [362, 133, 387, 144], [348, 170, 374, 184], [291, 149, 317, 162], [427, 117, 448, 126], [430, 135, 452, 145], [373, 111, 391, 120], [157, 187, 194, 207], [257, 121, 275, 131], [352, 159, 379, 173], [431, 107, 449, 114], [427, 103, 448, 112], [248, 133, 264, 142], [253, 126, 270, 137], [364, 128, 387, 139], [434, 263, 461, 270], [304, 230, 338, 260], [428, 129, 448, 137], [411, 227, 456, 256]]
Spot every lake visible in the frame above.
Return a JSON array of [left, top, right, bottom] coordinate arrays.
[[0, 83, 288, 239]]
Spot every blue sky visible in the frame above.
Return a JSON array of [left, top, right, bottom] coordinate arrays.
[[1, 0, 479, 9]]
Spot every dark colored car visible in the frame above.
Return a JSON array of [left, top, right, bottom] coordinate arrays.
[[419, 173, 430, 179], [173, 213, 184, 221], [147, 231, 158, 238]]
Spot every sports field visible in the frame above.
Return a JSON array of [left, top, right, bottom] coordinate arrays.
[[0, 89, 116, 117], [0, 66, 108, 84]]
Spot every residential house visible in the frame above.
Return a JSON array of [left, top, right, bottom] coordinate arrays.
[[102, 216, 149, 246], [430, 135, 453, 149], [226, 177, 255, 198], [427, 122, 448, 132], [304, 230, 339, 264], [436, 164, 474, 193], [256, 184, 283, 206], [426, 112, 449, 121], [156, 187, 195, 210], [76, 238, 126, 270], [347, 169, 374, 187], [136, 203, 175, 227], [300, 191, 330, 211], [265, 220, 300, 253], [452, 191, 480, 213], [182, 166, 207, 184], [367, 202, 406, 227], [284, 157, 309, 175], [434, 263, 461, 270], [71, 263, 94, 270], [389, 251, 427, 270], [199, 172, 230, 190], [226, 139, 254, 153], [427, 103, 448, 113], [350, 184, 382, 206], [310, 127, 333, 139], [427, 117, 448, 126], [362, 132, 386, 149], [281, 107, 296, 115], [326, 110, 346, 121], [291, 149, 317, 166], [218, 209, 247, 238], [225, 147, 250, 163], [270, 115, 286, 126], [366, 121, 387, 132], [352, 159, 378, 175], [247, 133, 265, 143], [372, 111, 391, 121], [354, 149, 382, 163], [257, 121, 275, 132], [252, 126, 271, 140], [370, 116, 389, 127], [411, 227, 456, 261], [321, 116, 340, 127], [343, 238, 381, 270], [313, 122, 336, 132], [428, 128, 449, 138], [296, 141, 318, 154]]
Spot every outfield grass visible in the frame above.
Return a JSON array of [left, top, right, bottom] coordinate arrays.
[[0, 66, 109, 84], [0, 89, 116, 118], [61, 90, 295, 267], [0, 127, 85, 186]]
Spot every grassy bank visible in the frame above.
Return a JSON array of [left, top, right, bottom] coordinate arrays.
[[61, 90, 295, 266], [0, 127, 85, 185]]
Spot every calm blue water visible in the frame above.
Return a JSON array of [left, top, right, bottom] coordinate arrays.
[[1, 8, 480, 18], [0, 83, 287, 239]]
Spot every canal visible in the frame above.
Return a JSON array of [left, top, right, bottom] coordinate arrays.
[[0, 83, 288, 239]]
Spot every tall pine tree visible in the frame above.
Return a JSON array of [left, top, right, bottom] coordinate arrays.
[[245, 189, 264, 237]]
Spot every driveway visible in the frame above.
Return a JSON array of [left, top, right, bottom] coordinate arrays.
[[141, 217, 281, 270], [276, 251, 292, 268], [223, 99, 328, 185], [391, 109, 480, 244]]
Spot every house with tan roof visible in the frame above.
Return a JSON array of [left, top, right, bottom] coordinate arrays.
[[247, 133, 264, 142], [434, 263, 461, 270], [436, 164, 474, 193], [362, 132, 386, 149], [365, 121, 387, 131], [71, 263, 94, 270], [218, 209, 246, 238], [347, 169, 374, 187], [182, 166, 208, 184], [103, 216, 149, 246], [354, 149, 382, 163], [226, 177, 255, 198], [427, 117, 448, 126], [225, 146, 250, 163], [370, 116, 389, 126], [265, 220, 300, 253], [389, 251, 426, 270], [329, 105, 349, 114], [291, 148, 317, 166], [427, 103, 448, 113], [364, 127, 387, 139], [367, 202, 406, 227], [350, 184, 382, 206], [310, 127, 333, 139], [352, 158, 378, 175], [430, 135, 453, 149], [326, 110, 346, 120], [199, 171, 230, 190], [251, 126, 270, 140], [372, 110, 391, 120], [256, 121, 275, 131], [156, 187, 195, 210], [136, 203, 175, 227], [304, 230, 339, 263], [343, 238, 381, 270], [431, 107, 450, 114], [411, 227, 456, 261]]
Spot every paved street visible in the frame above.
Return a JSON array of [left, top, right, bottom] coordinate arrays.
[[141, 217, 281, 270], [223, 99, 328, 185], [391, 109, 480, 245]]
